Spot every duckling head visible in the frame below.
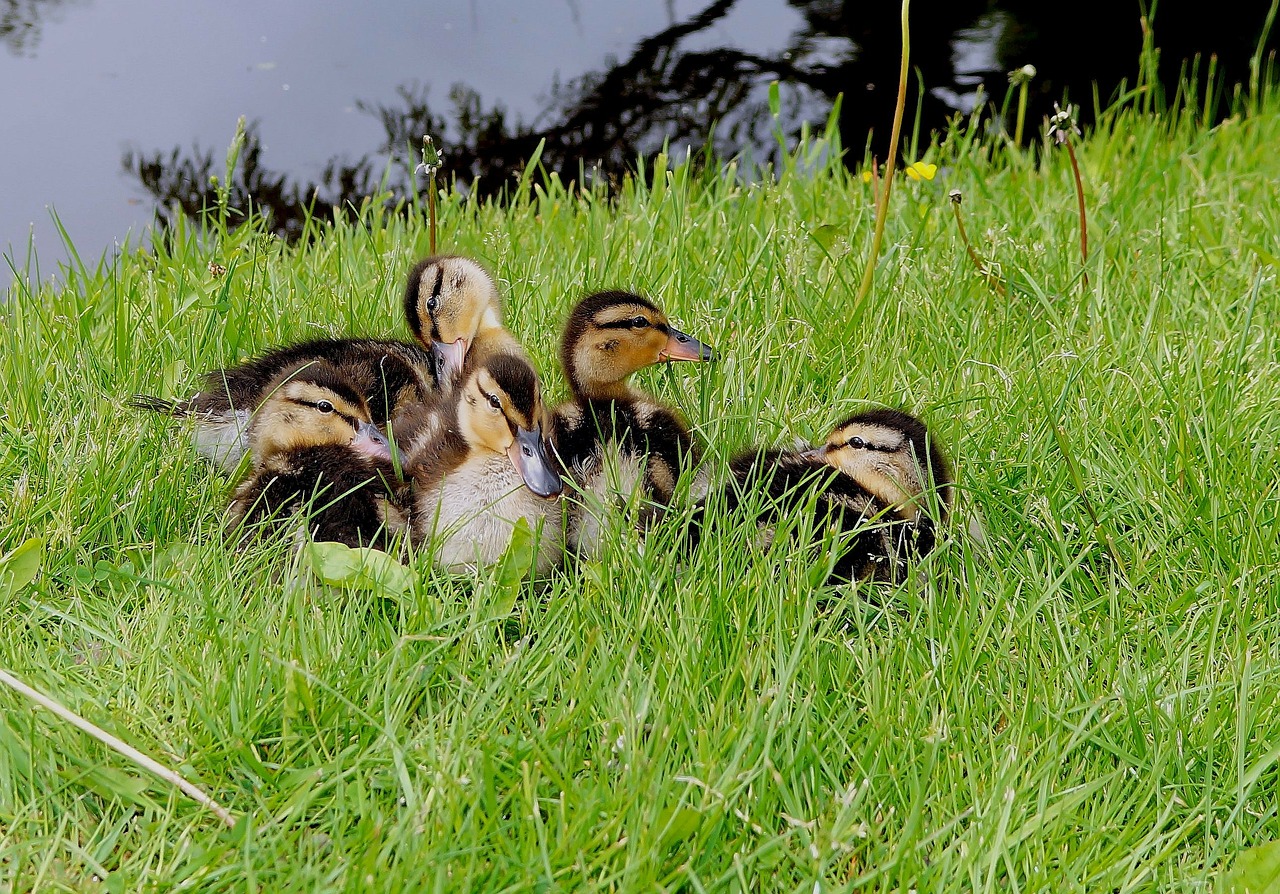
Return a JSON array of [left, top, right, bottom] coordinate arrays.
[[403, 255, 504, 384], [803, 408, 952, 521], [248, 361, 391, 465], [560, 290, 715, 399], [457, 353, 563, 498]]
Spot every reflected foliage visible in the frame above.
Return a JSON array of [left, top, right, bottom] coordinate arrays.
[[123, 123, 378, 244], [1, 0, 85, 55], [124, 0, 1279, 242]]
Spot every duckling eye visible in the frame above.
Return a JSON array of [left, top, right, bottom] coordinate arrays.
[[316, 400, 335, 414], [486, 393, 502, 410], [630, 316, 650, 328], [848, 436, 867, 449]]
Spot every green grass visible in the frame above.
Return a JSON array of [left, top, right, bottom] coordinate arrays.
[[3, 90, 1280, 891]]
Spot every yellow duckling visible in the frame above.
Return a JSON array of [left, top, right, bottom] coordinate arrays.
[[407, 352, 564, 575], [132, 254, 507, 472], [402, 254, 527, 385], [549, 290, 714, 556], [227, 360, 408, 551], [715, 408, 953, 583]]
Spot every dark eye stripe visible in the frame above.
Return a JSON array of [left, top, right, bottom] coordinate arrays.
[[294, 398, 361, 430], [430, 266, 444, 303], [427, 266, 445, 340], [843, 439, 895, 452], [597, 318, 668, 332]]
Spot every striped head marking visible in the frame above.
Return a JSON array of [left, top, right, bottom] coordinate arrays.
[[561, 290, 714, 398], [403, 255, 504, 382], [457, 354, 561, 497], [249, 361, 390, 465], [807, 408, 951, 520]]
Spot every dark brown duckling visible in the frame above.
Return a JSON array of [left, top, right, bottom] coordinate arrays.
[[132, 255, 509, 472], [227, 361, 408, 551], [714, 408, 953, 583], [548, 290, 714, 556], [133, 340, 434, 473]]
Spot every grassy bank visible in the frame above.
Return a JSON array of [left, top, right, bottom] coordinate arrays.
[[2, 92, 1280, 891]]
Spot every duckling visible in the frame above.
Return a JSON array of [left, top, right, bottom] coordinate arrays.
[[132, 339, 434, 473], [408, 352, 564, 575], [548, 290, 715, 556], [227, 360, 409, 551], [715, 409, 953, 584], [402, 254, 527, 386], [133, 255, 507, 472]]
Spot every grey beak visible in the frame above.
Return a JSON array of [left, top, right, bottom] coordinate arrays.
[[507, 425, 563, 498]]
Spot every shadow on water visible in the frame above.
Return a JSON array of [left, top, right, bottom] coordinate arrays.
[[122, 0, 1278, 242]]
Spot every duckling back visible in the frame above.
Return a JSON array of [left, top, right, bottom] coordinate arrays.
[[230, 445, 407, 551], [132, 337, 437, 473], [709, 409, 951, 584]]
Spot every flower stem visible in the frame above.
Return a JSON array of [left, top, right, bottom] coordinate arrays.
[[853, 0, 910, 309], [949, 192, 1007, 298], [428, 177, 437, 255], [1014, 81, 1029, 146], [0, 667, 236, 828], [1065, 140, 1088, 289]]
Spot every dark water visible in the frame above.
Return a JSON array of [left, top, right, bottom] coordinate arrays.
[[2, 0, 1276, 284]]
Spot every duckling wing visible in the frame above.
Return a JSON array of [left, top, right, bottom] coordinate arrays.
[[185, 338, 435, 422], [230, 449, 405, 550], [551, 399, 698, 502]]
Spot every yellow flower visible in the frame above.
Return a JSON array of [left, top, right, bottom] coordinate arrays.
[[861, 169, 874, 182], [904, 161, 938, 181]]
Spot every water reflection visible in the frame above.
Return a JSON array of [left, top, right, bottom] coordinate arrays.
[[122, 0, 1277, 242], [1, 0, 84, 55]]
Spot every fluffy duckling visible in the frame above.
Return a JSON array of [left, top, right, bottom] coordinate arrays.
[[716, 409, 952, 584], [133, 255, 509, 472], [133, 339, 434, 473], [408, 352, 564, 575], [227, 361, 408, 551], [549, 290, 714, 556], [402, 254, 527, 386]]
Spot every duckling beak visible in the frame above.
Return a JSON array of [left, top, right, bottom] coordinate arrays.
[[432, 338, 469, 385], [351, 420, 392, 461], [659, 327, 715, 362], [507, 425, 563, 499], [799, 445, 829, 462]]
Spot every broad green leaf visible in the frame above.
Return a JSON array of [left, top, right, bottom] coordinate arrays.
[[151, 541, 204, 578], [656, 804, 701, 850], [0, 537, 44, 599], [160, 359, 188, 398], [1219, 839, 1280, 894], [488, 518, 535, 617], [809, 223, 842, 251], [307, 541, 410, 597]]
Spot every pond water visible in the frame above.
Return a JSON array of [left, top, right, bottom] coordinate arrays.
[[2, 0, 1275, 288]]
